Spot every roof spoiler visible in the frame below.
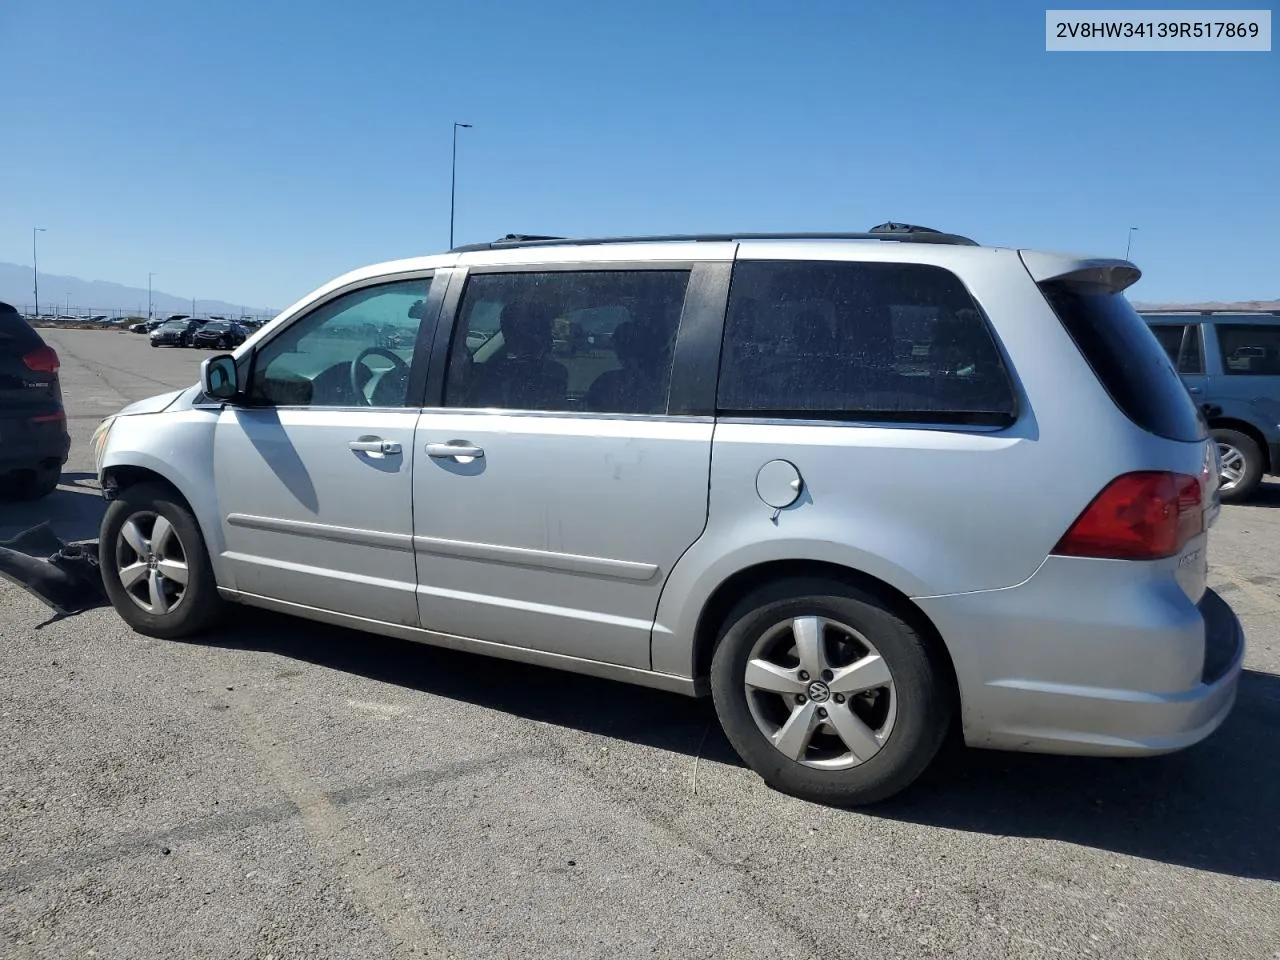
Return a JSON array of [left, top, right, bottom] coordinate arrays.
[[1020, 251, 1141, 294]]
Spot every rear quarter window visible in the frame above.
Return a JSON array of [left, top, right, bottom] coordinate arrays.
[[717, 260, 1017, 425], [1040, 281, 1205, 442], [1215, 323, 1280, 375]]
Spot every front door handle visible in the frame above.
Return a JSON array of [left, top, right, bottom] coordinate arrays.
[[1188, 385, 1203, 394], [349, 437, 402, 456], [425, 441, 485, 460]]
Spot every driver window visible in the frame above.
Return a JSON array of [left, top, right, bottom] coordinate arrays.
[[248, 277, 432, 408]]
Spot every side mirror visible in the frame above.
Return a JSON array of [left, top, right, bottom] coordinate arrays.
[[201, 354, 239, 401]]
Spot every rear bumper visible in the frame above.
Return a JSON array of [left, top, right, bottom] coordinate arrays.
[[0, 417, 71, 473], [918, 564, 1244, 756]]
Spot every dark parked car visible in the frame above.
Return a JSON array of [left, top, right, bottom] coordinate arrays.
[[191, 320, 249, 350], [150, 318, 205, 347], [1144, 311, 1280, 502], [0, 301, 70, 499]]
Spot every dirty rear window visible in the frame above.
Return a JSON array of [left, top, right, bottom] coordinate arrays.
[[1040, 280, 1205, 442]]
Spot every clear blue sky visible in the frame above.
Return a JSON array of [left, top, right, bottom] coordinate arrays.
[[2, 0, 1276, 309]]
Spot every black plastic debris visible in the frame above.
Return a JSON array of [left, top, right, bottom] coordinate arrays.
[[0, 521, 108, 619]]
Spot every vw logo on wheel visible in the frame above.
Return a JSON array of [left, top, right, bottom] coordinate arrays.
[[806, 680, 831, 703]]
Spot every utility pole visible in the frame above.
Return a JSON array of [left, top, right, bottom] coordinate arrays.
[[148, 273, 155, 322], [32, 227, 46, 318], [450, 122, 473, 249]]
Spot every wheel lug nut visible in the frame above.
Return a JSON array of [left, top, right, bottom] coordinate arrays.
[[798, 671, 809, 681], [821, 669, 833, 681], [817, 708, 828, 719], [796, 694, 806, 704], [834, 694, 845, 704]]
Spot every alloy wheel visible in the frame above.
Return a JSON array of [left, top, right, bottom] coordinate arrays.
[[743, 615, 897, 770], [1217, 441, 1246, 491], [115, 511, 190, 615]]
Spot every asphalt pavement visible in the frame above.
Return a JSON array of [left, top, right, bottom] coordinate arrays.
[[2, 329, 1278, 959]]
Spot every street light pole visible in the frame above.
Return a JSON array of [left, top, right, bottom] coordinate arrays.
[[32, 228, 46, 319], [450, 122, 473, 250], [148, 273, 155, 322], [1125, 226, 1139, 260]]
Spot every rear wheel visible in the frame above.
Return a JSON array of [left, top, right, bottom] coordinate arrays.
[[710, 578, 953, 807], [1213, 428, 1263, 503], [99, 482, 225, 638]]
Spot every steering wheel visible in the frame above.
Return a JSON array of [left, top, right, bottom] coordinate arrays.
[[350, 346, 411, 406]]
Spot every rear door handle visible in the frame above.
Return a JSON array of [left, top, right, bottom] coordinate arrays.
[[425, 441, 485, 460], [349, 437, 402, 455]]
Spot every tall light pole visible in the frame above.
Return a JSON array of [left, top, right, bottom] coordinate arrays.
[[450, 122, 473, 249], [1125, 226, 1139, 260], [148, 273, 156, 322], [32, 228, 46, 319]]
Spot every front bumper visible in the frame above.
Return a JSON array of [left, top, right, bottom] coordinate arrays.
[[918, 569, 1245, 757]]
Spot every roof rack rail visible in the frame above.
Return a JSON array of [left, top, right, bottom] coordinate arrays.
[[450, 224, 977, 253]]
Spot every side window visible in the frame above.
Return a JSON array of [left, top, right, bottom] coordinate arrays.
[[717, 260, 1016, 424], [443, 269, 690, 414], [1150, 323, 1204, 374], [249, 278, 432, 407], [1215, 323, 1280, 376]]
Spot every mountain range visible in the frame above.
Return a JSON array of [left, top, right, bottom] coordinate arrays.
[[0, 262, 270, 319]]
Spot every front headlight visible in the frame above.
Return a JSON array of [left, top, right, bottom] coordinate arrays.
[[90, 416, 116, 475]]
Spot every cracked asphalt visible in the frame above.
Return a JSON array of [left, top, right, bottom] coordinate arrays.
[[2, 329, 1278, 959]]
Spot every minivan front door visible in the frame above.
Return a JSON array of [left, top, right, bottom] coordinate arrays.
[[213, 274, 442, 625]]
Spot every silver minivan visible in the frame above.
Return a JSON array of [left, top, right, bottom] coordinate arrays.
[[92, 226, 1244, 805]]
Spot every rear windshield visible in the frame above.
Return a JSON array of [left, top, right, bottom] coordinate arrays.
[[0, 307, 41, 351], [1039, 280, 1205, 442]]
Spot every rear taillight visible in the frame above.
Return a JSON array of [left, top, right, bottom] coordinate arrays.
[[22, 345, 60, 373], [30, 411, 66, 424], [1053, 471, 1203, 561]]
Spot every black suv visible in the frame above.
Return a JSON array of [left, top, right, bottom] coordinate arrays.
[[191, 320, 249, 350], [150, 317, 205, 347], [0, 302, 70, 499]]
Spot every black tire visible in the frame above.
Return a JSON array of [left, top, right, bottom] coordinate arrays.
[[1212, 428, 1263, 503], [99, 481, 225, 639], [180, 334, 191, 348], [0, 465, 61, 501], [150, 341, 159, 348], [710, 577, 953, 807]]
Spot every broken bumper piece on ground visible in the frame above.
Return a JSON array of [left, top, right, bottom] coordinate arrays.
[[0, 521, 108, 618]]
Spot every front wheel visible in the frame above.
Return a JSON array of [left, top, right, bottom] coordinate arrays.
[[710, 578, 953, 807], [1213, 428, 1263, 503], [99, 482, 225, 638]]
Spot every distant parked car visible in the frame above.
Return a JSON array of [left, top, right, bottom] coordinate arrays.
[[191, 320, 249, 351], [150, 318, 205, 348], [1143, 312, 1280, 502], [0, 301, 70, 500]]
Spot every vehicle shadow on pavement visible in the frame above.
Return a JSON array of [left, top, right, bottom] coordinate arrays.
[[884, 667, 1280, 882], [195, 611, 1279, 882], [192, 610, 731, 760], [1240, 480, 1280, 508], [0, 472, 106, 543]]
